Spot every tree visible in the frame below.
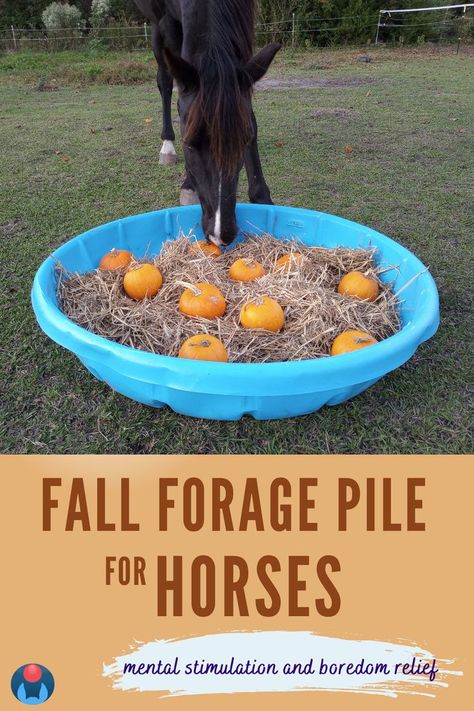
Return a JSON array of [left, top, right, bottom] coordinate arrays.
[[0, 0, 139, 29], [1, 0, 51, 29]]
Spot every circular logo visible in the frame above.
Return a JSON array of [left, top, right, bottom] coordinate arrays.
[[11, 664, 55, 705]]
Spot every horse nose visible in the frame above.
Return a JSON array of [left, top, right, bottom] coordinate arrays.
[[208, 233, 224, 247], [206, 215, 238, 247], [208, 227, 237, 247]]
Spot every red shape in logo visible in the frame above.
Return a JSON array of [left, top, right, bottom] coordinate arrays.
[[23, 664, 42, 683]]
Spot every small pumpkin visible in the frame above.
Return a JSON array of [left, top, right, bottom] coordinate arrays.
[[337, 271, 379, 302], [240, 296, 285, 332], [275, 252, 304, 271], [190, 240, 222, 257], [99, 248, 133, 272], [123, 263, 163, 300], [179, 282, 226, 320], [229, 258, 266, 282], [330, 330, 378, 356], [179, 334, 228, 362]]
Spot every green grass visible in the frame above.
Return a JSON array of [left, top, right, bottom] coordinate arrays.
[[0, 47, 473, 454], [0, 48, 158, 86]]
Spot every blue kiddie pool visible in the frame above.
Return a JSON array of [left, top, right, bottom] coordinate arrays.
[[31, 204, 439, 420]]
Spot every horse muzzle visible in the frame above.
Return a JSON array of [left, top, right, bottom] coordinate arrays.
[[204, 213, 238, 247]]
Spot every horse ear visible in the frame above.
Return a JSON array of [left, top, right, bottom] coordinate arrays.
[[163, 48, 199, 91], [245, 43, 281, 85]]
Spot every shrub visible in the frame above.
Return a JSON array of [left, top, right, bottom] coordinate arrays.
[[42, 3, 83, 30], [90, 0, 112, 28]]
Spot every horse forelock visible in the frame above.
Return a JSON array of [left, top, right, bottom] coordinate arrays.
[[184, 1, 255, 176], [185, 49, 252, 175]]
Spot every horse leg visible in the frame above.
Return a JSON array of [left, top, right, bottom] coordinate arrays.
[[244, 111, 273, 204], [152, 24, 177, 165], [176, 75, 198, 205], [180, 172, 199, 206]]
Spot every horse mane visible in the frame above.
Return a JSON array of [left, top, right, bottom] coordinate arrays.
[[184, 0, 256, 176]]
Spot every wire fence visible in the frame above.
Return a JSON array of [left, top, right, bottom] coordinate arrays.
[[1, 12, 473, 53]]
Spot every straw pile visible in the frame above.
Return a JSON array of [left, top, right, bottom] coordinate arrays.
[[57, 233, 400, 363]]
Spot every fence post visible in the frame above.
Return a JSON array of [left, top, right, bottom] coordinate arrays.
[[375, 12, 382, 45], [11, 25, 18, 51], [144, 22, 148, 44], [292, 12, 296, 48]]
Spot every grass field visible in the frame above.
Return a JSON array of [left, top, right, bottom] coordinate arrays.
[[1, 46, 473, 454]]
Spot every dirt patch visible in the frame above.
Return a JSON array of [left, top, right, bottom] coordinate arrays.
[[35, 78, 59, 92], [0, 217, 24, 239], [98, 147, 122, 157], [309, 107, 360, 121], [258, 76, 376, 91], [301, 62, 334, 71]]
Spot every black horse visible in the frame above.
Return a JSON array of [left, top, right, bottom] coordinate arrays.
[[133, 0, 280, 246]]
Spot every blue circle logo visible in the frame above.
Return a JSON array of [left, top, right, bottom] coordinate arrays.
[[11, 664, 55, 705]]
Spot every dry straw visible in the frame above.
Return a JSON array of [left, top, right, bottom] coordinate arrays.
[[57, 233, 400, 363]]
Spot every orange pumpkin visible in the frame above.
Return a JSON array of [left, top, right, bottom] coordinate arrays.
[[330, 330, 378, 356], [123, 263, 163, 300], [179, 283, 226, 319], [229, 258, 266, 282], [275, 252, 304, 271], [240, 296, 285, 332], [190, 240, 222, 257], [99, 248, 133, 272], [178, 334, 228, 362], [337, 271, 379, 302]]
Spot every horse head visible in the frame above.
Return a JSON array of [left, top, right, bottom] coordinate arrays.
[[164, 43, 280, 246]]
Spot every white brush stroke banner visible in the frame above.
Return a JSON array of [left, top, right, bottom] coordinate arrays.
[[103, 631, 462, 699]]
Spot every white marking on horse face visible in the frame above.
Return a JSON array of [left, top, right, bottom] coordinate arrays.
[[214, 175, 222, 241], [160, 140, 176, 156]]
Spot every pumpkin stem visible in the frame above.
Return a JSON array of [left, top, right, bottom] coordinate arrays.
[[177, 281, 201, 296], [190, 339, 211, 348], [128, 262, 145, 273]]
